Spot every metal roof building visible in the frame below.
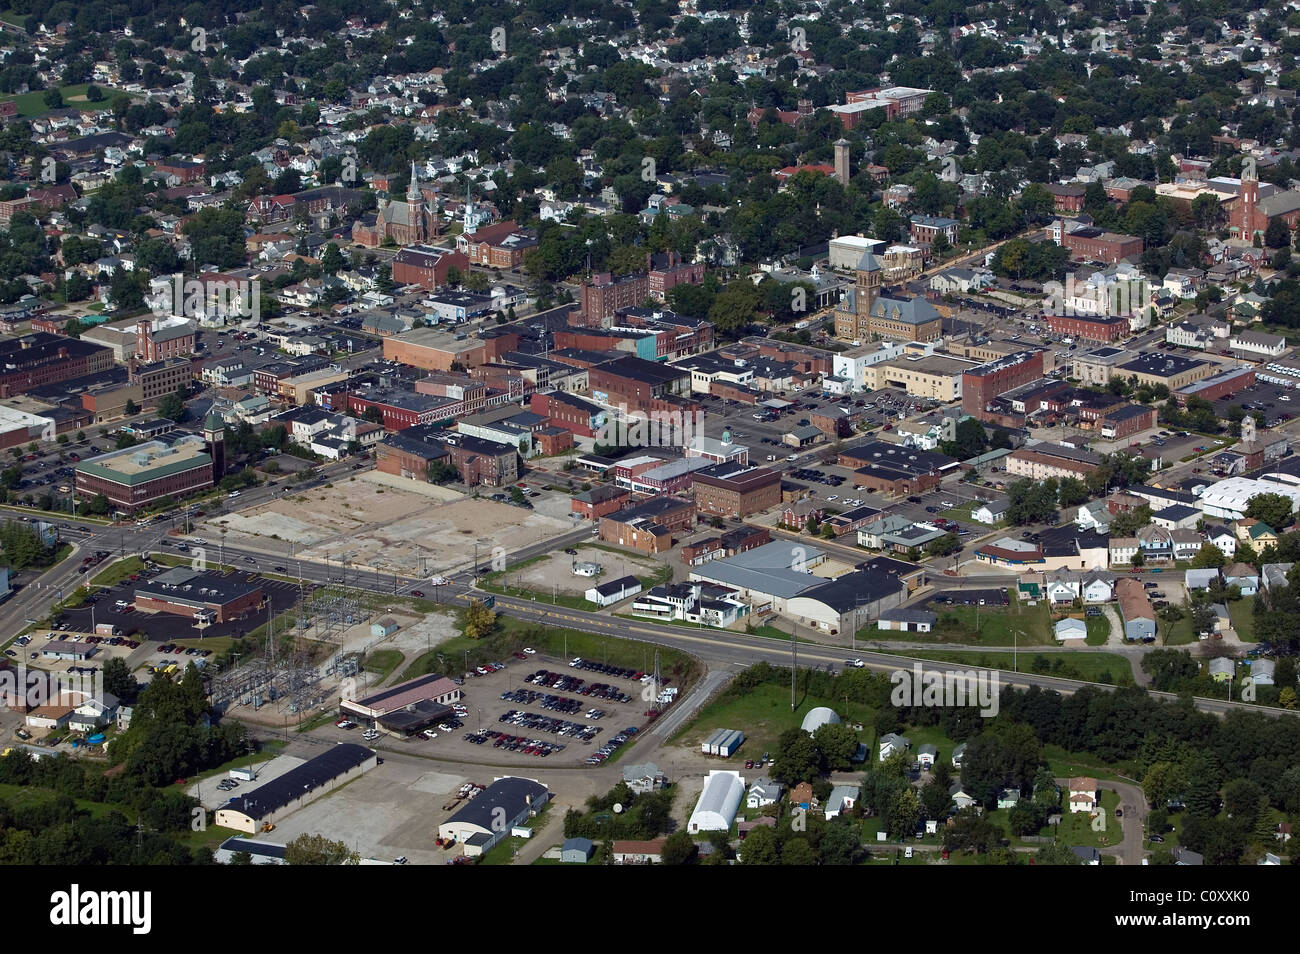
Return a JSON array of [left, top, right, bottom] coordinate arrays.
[[687, 770, 746, 833]]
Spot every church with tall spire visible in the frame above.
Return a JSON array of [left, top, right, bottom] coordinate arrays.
[[351, 161, 441, 247]]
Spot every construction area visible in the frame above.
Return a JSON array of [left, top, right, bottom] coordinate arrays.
[[202, 475, 573, 577]]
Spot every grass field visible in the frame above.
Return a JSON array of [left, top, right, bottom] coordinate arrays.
[[670, 681, 874, 757], [866, 599, 1053, 647], [1231, 595, 1256, 642], [363, 648, 404, 683], [895, 649, 1135, 686], [89, 555, 145, 588], [1085, 615, 1110, 646], [1161, 610, 1195, 646], [0, 84, 130, 119]]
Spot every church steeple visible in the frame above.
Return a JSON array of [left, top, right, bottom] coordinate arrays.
[[408, 161, 420, 203], [463, 180, 476, 236]]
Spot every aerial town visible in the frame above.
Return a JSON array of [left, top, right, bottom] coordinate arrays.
[[0, 0, 1293, 884]]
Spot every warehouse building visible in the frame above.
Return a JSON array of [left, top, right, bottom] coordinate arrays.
[[438, 777, 550, 857], [1198, 475, 1300, 520], [215, 744, 378, 833]]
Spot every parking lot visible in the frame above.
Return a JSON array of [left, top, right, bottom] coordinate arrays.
[[1211, 381, 1299, 428], [331, 650, 659, 767]]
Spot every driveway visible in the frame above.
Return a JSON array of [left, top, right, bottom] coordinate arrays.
[[1100, 779, 1149, 866]]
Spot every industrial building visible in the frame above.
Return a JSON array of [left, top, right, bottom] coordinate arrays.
[[1198, 475, 1300, 520], [215, 744, 378, 833], [438, 777, 550, 857], [340, 673, 462, 728]]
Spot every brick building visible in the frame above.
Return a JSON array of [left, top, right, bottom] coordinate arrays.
[[136, 319, 196, 361], [961, 350, 1046, 420], [690, 463, 782, 519], [455, 221, 536, 268], [1045, 183, 1086, 213], [599, 496, 695, 554], [392, 245, 471, 290], [1059, 227, 1144, 264], [1044, 313, 1130, 343], [130, 357, 193, 407], [571, 484, 631, 520], [529, 391, 605, 438], [0, 333, 114, 398], [581, 272, 649, 323], [74, 429, 221, 512], [133, 567, 262, 623], [1098, 404, 1157, 440]]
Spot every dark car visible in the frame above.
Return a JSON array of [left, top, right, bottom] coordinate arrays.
[[410, 590, 425, 598], [907, 496, 923, 503]]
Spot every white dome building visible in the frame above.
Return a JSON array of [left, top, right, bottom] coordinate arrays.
[[800, 707, 841, 734]]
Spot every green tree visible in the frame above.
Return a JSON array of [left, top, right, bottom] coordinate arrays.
[[1244, 493, 1292, 531], [284, 833, 360, 865], [1189, 543, 1226, 569], [660, 830, 697, 865]]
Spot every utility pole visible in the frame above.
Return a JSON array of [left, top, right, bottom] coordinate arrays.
[[791, 625, 798, 711]]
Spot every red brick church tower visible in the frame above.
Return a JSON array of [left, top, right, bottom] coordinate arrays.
[[1233, 158, 1263, 242]]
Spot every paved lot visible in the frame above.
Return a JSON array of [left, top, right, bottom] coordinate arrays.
[[502, 544, 663, 600]]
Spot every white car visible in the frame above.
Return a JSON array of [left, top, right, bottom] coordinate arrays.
[[227, 490, 241, 498], [522, 647, 536, 655], [827, 495, 839, 502], [431, 576, 449, 585], [422, 729, 438, 739]]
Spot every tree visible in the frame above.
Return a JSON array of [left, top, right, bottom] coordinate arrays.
[[284, 833, 359, 865], [462, 600, 497, 639], [812, 722, 859, 771], [1056, 477, 1089, 507], [102, 657, 138, 704], [1035, 840, 1080, 865], [1189, 543, 1226, 569], [1245, 493, 1293, 532], [124, 399, 139, 416], [780, 837, 816, 865], [43, 88, 63, 109], [156, 389, 187, 423], [660, 830, 697, 865], [772, 726, 822, 784]]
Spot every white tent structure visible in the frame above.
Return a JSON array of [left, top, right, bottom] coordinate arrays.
[[687, 770, 746, 833]]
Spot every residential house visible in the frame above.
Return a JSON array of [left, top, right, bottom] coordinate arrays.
[[1261, 563, 1294, 590], [971, 496, 1009, 525], [917, 744, 938, 768], [824, 785, 859, 820], [951, 742, 967, 768], [1185, 568, 1221, 591], [746, 777, 784, 809], [1067, 776, 1099, 814], [879, 732, 910, 761], [1055, 617, 1088, 641], [1223, 562, 1260, 595], [1209, 657, 1235, 683]]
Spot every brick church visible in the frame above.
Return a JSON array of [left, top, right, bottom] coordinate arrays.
[[351, 162, 440, 247], [1229, 161, 1300, 243]]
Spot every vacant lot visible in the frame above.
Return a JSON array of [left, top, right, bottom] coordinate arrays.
[[205, 475, 572, 577], [482, 544, 669, 607], [861, 598, 1052, 646], [672, 681, 875, 757]]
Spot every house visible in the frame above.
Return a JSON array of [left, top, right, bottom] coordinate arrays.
[[917, 743, 938, 767], [1173, 847, 1204, 865], [1184, 568, 1221, 591], [951, 742, 967, 768], [1116, 578, 1156, 641], [971, 496, 1009, 525], [747, 777, 784, 809], [1260, 563, 1294, 590], [1223, 563, 1259, 595], [1208, 657, 1235, 683], [1205, 525, 1237, 559], [879, 732, 911, 761], [1250, 658, 1276, 686], [1055, 617, 1088, 641], [997, 788, 1021, 809], [560, 837, 594, 863], [1072, 846, 1102, 865], [1076, 501, 1111, 533], [1258, 852, 1283, 866], [1209, 603, 1232, 634], [612, 839, 668, 864], [1067, 776, 1098, 814], [825, 784, 860, 819], [949, 784, 976, 810]]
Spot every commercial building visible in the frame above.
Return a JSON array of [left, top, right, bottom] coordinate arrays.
[[690, 462, 782, 519], [74, 426, 222, 513], [961, 350, 1046, 420], [391, 245, 471, 290], [1044, 313, 1130, 343], [1058, 226, 1144, 264], [1198, 475, 1300, 520], [1115, 352, 1213, 390], [132, 567, 264, 623], [340, 673, 461, 724], [1098, 404, 1157, 439], [1071, 346, 1135, 386], [382, 326, 519, 372], [438, 777, 550, 857], [599, 496, 694, 554], [0, 333, 114, 398], [215, 744, 377, 833], [1005, 442, 1101, 480], [1175, 364, 1255, 406], [861, 353, 973, 401]]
